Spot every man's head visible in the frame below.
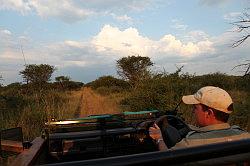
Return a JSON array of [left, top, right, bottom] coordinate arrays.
[[182, 86, 233, 126]]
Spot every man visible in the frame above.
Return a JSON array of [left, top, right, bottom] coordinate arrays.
[[149, 86, 250, 151]]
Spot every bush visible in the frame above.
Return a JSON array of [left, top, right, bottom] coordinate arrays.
[[120, 72, 194, 112], [192, 72, 238, 90], [86, 76, 130, 92]]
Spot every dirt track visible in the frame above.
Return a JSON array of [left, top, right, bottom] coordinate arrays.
[[78, 87, 121, 118]]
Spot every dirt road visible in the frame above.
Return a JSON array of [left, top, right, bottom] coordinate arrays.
[[78, 87, 121, 118]]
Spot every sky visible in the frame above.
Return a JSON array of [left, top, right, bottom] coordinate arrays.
[[0, 0, 250, 85]]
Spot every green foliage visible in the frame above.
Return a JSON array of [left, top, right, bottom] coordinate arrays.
[[20, 64, 56, 85], [86, 75, 130, 95], [121, 72, 241, 112], [2, 54, 250, 140], [55, 81, 84, 90], [55, 75, 71, 82], [0, 82, 22, 96], [119, 70, 250, 129], [192, 72, 238, 90], [116, 55, 153, 87], [0, 89, 78, 140], [0, 75, 3, 87], [120, 71, 194, 112], [54, 75, 84, 90], [236, 75, 250, 91]]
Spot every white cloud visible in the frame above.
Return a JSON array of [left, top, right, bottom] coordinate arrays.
[[199, 0, 231, 6], [0, 29, 13, 45], [0, 50, 23, 60], [0, 0, 32, 14], [29, 1, 93, 23], [1, 24, 250, 84], [91, 25, 153, 57], [0, 25, 215, 83], [65, 60, 87, 67], [110, 13, 133, 23], [186, 30, 209, 42], [92, 25, 214, 57], [0, 0, 158, 23], [224, 12, 242, 21], [1, 29, 12, 35], [65, 40, 85, 48], [78, 0, 155, 11], [0, 28, 15, 52], [171, 19, 188, 31]]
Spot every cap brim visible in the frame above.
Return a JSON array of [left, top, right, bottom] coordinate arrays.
[[182, 95, 200, 105]]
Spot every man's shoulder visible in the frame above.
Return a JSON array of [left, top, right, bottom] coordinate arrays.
[[187, 125, 248, 139], [186, 124, 248, 139], [173, 125, 250, 149]]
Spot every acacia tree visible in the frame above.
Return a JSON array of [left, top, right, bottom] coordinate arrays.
[[232, 9, 250, 48], [0, 75, 2, 87], [116, 55, 153, 87], [232, 8, 250, 76], [20, 64, 56, 85], [55, 76, 70, 82], [55, 76, 71, 89]]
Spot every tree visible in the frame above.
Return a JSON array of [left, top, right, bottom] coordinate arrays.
[[20, 64, 56, 85], [231, 9, 250, 48], [55, 76, 71, 89], [231, 8, 250, 76], [0, 75, 2, 87], [116, 55, 153, 87], [87, 75, 130, 89], [233, 60, 250, 77], [55, 76, 70, 82]]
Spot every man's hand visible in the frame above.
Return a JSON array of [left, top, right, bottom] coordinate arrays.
[[149, 123, 163, 140], [149, 123, 168, 151]]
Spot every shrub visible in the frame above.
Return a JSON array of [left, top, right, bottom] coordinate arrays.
[[86, 75, 130, 91]]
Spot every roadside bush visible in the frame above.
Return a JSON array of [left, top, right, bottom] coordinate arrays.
[[192, 72, 238, 90], [120, 72, 194, 112], [86, 75, 130, 91]]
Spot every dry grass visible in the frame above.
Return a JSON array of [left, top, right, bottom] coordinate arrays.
[[45, 90, 84, 120], [1, 89, 85, 140], [1, 87, 124, 140], [80, 87, 123, 117]]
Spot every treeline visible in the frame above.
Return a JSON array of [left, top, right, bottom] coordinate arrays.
[[0, 64, 83, 106], [87, 71, 249, 111]]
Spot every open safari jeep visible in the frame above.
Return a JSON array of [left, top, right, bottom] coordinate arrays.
[[1, 110, 250, 166]]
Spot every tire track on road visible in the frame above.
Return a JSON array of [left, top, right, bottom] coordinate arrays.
[[79, 87, 121, 118]]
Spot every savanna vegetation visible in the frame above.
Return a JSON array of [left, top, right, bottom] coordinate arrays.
[[1, 55, 250, 142], [0, 64, 84, 140], [88, 56, 250, 131]]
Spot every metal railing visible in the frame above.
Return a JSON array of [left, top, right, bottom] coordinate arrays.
[[43, 138, 250, 166]]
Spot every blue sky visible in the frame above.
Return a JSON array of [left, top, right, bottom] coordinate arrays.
[[0, 0, 249, 85]]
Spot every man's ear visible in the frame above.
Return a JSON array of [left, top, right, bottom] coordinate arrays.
[[206, 109, 215, 117]]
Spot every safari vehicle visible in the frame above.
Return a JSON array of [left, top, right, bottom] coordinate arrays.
[[1, 110, 250, 166]]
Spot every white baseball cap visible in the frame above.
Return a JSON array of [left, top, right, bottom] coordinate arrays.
[[182, 86, 233, 114]]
